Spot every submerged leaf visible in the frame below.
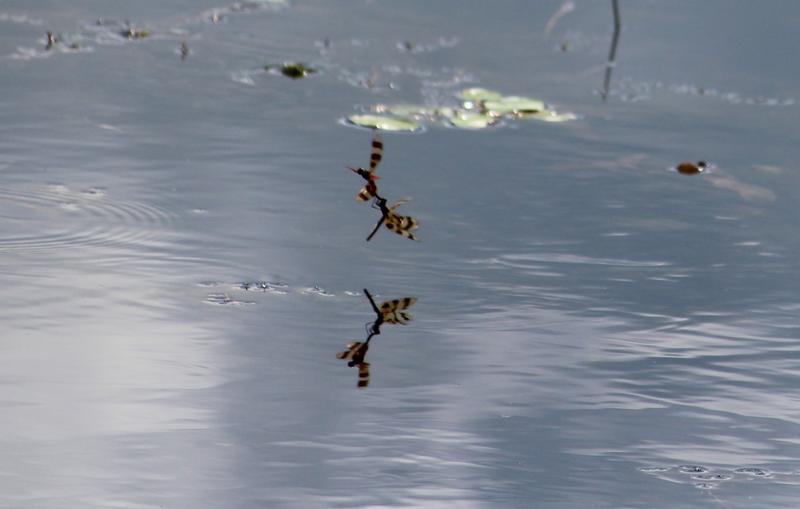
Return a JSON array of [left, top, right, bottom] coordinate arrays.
[[484, 96, 546, 115], [347, 114, 421, 132], [458, 87, 504, 102]]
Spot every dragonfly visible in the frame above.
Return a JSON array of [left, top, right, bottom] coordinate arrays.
[[348, 135, 384, 202], [336, 289, 417, 389], [366, 196, 419, 242]]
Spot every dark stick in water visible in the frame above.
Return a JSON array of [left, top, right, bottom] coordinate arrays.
[[601, 0, 621, 101]]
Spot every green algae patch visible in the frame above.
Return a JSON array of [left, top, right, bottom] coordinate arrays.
[[347, 114, 421, 132]]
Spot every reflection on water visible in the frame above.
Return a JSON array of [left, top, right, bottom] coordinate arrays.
[[0, 184, 174, 253], [601, 0, 621, 101], [337, 289, 417, 389]]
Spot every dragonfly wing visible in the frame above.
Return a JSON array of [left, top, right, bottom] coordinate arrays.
[[380, 297, 417, 323], [337, 341, 364, 360], [385, 212, 419, 241]]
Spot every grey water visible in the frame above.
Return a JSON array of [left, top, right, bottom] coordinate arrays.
[[1, 1, 799, 507]]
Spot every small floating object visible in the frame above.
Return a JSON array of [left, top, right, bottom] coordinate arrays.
[[180, 41, 189, 60], [45, 31, 59, 50], [733, 467, 771, 477], [347, 114, 421, 132], [265, 62, 316, 79], [120, 27, 150, 39], [675, 160, 707, 175], [397, 40, 416, 52], [678, 465, 709, 474]]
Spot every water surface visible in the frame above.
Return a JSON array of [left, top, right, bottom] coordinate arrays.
[[1, 1, 799, 507]]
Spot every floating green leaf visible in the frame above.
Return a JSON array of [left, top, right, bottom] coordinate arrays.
[[484, 96, 546, 115], [458, 87, 504, 102], [351, 88, 574, 132], [347, 114, 421, 132], [447, 111, 498, 129], [371, 104, 438, 117]]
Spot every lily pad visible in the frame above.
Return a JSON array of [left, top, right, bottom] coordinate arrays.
[[265, 62, 317, 79], [371, 104, 437, 117], [447, 111, 498, 129], [347, 114, 421, 132], [484, 96, 546, 116], [458, 87, 504, 102]]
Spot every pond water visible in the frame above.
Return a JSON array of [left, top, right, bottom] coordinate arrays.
[[1, 1, 799, 507]]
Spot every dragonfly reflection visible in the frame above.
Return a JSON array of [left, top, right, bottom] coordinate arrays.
[[337, 289, 417, 388]]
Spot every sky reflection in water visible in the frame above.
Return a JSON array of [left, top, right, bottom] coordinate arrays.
[[1, 0, 799, 507]]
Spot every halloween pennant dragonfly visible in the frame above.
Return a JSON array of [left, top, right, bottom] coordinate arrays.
[[348, 135, 384, 202], [366, 196, 419, 242], [336, 289, 417, 389]]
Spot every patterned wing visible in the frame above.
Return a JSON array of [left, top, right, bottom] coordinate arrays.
[[384, 211, 419, 241], [337, 342, 368, 364], [380, 297, 417, 324]]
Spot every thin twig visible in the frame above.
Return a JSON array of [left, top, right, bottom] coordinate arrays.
[[601, 0, 621, 101]]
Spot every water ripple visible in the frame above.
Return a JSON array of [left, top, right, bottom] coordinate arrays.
[[0, 186, 175, 253]]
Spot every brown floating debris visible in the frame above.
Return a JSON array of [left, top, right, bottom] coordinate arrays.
[[676, 161, 707, 175], [45, 31, 58, 50], [265, 62, 317, 79]]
